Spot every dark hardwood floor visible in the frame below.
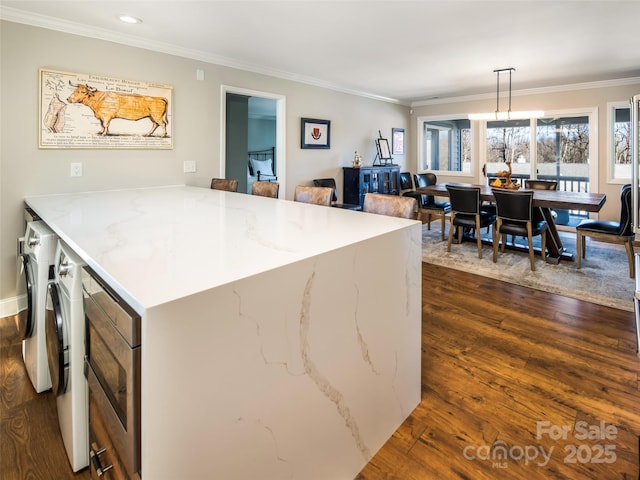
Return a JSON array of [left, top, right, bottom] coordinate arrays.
[[1, 263, 639, 479], [0, 317, 90, 480], [358, 263, 640, 480]]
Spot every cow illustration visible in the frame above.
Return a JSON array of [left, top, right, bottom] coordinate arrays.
[[67, 81, 168, 137]]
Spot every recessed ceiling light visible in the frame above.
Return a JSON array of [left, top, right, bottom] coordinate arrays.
[[119, 15, 142, 24]]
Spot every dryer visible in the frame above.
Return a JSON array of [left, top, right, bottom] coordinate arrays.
[[45, 239, 88, 471], [16, 220, 57, 393]]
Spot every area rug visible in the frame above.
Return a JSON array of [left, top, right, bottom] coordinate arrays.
[[421, 224, 635, 312]]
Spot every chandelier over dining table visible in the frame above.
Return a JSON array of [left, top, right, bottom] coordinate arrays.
[[469, 67, 544, 121]]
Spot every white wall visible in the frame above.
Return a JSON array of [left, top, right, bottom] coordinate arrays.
[[0, 20, 410, 310], [248, 117, 276, 152]]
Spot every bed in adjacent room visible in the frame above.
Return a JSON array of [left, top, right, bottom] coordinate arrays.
[[248, 147, 277, 190]]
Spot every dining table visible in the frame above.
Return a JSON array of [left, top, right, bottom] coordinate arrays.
[[416, 182, 607, 264]]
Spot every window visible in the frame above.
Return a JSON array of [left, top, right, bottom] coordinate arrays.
[[483, 115, 592, 193], [609, 103, 631, 181], [485, 119, 531, 179], [416, 108, 597, 200], [537, 116, 590, 191], [418, 117, 471, 173]]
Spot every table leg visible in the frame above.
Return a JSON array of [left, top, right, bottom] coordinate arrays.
[[540, 207, 574, 264]]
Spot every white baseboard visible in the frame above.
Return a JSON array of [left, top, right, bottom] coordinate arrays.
[[0, 295, 25, 319]]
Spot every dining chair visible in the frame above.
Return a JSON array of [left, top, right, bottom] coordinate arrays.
[[491, 188, 548, 271], [414, 173, 451, 241], [293, 185, 333, 206], [210, 178, 239, 192], [576, 184, 634, 277], [524, 179, 561, 223], [446, 184, 495, 259], [362, 193, 417, 219], [524, 179, 558, 190], [251, 181, 279, 198], [312, 178, 361, 210], [399, 171, 422, 200], [399, 172, 416, 195]]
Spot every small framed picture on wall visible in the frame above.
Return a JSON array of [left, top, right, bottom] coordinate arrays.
[[301, 118, 331, 149], [392, 128, 405, 155]]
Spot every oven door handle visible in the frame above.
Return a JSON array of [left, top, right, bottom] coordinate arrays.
[[90, 447, 113, 477]]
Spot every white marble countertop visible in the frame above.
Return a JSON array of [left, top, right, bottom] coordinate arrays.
[[25, 185, 416, 313]]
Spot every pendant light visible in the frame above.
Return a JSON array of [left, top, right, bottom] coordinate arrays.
[[469, 68, 544, 121]]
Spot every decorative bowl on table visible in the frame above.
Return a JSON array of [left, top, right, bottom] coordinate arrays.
[[490, 161, 519, 189], [491, 178, 520, 189]]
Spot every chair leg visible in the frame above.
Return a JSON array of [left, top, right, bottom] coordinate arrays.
[[475, 215, 482, 259], [447, 215, 455, 252], [492, 222, 499, 263], [576, 232, 582, 269], [527, 223, 535, 271], [427, 213, 432, 230], [440, 212, 446, 241], [625, 239, 635, 278], [540, 230, 547, 263]]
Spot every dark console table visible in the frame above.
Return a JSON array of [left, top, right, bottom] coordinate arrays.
[[343, 166, 400, 207]]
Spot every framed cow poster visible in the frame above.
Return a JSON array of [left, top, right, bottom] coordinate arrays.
[[39, 68, 173, 149]]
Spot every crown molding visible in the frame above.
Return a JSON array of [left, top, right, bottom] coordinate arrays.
[[0, 6, 404, 105]]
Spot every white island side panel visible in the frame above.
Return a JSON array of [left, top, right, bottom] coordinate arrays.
[[142, 226, 422, 480]]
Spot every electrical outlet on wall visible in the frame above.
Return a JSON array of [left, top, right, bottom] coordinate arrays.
[[183, 161, 196, 173], [70, 162, 82, 177]]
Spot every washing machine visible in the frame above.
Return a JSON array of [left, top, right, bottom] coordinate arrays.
[[45, 239, 88, 471], [16, 220, 57, 393]]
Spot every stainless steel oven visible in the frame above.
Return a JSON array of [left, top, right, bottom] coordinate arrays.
[[82, 266, 141, 479]]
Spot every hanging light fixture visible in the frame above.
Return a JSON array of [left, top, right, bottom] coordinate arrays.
[[468, 68, 544, 121]]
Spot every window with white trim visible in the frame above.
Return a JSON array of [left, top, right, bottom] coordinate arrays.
[[609, 102, 631, 181], [417, 117, 471, 173]]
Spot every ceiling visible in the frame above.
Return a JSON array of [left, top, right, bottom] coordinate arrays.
[[2, 1, 640, 105]]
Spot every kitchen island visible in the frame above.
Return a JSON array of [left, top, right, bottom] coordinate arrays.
[[25, 185, 421, 480]]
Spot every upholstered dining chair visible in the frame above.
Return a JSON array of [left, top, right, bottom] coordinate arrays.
[[362, 193, 417, 219], [491, 188, 548, 271], [576, 183, 635, 277], [399, 172, 421, 202], [210, 178, 239, 192], [312, 178, 361, 210], [399, 172, 415, 194], [293, 185, 333, 206], [524, 179, 558, 190], [524, 179, 561, 224], [414, 173, 451, 241], [398, 171, 419, 198], [446, 184, 496, 259], [251, 181, 279, 198]]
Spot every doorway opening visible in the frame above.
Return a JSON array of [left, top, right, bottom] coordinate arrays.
[[221, 86, 286, 197]]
